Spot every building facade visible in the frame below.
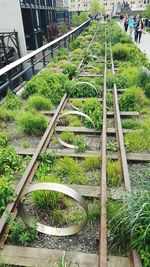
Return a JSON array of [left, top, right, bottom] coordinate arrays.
[[68, 0, 91, 12]]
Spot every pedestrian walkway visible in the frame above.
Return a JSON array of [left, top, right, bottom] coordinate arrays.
[[117, 22, 150, 63]]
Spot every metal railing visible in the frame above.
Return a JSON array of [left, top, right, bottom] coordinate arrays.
[[0, 19, 90, 95]]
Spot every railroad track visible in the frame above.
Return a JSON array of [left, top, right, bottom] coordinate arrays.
[[0, 21, 148, 267]]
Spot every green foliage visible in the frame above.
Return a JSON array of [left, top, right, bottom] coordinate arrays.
[[144, 4, 150, 18], [8, 217, 37, 246], [71, 12, 88, 27], [62, 64, 77, 80], [107, 74, 129, 89], [71, 99, 83, 109], [88, 199, 100, 223], [54, 156, 87, 185], [125, 129, 150, 152], [32, 176, 61, 209], [19, 112, 48, 136], [117, 64, 140, 86], [107, 92, 113, 110], [0, 108, 15, 123], [91, 0, 104, 14], [74, 136, 87, 152], [107, 141, 118, 152], [27, 95, 53, 111], [66, 79, 100, 98], [108, 191, 150, 262], [0, 131, 9, 147], [82, 98, 102, 129], [0, 146, 24, 178], [60, 131, 74, 144], [119, 86, 147, 111], [121, 119, 142, 129], [140, 247, 150, 267], [106, 160, 122, 187], [3, 90, 21, 110], [65, 115, 82, 127], [0, 176, 14, 214], [82, 156, 100, 171], [57, 48, 68, 60]]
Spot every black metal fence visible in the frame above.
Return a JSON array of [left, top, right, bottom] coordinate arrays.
[[0, 19, 90, 98]]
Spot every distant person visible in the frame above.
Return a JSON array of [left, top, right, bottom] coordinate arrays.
[[128, 16, 134, 36], [124, 16, 129, 32], [136, 16, 144, 43], [120, 13, 124, 27]]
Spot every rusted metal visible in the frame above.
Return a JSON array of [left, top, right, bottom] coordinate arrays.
[[99, 45, 107, 267], [0, 94, 67, 249], [110, 46, 131, 193]]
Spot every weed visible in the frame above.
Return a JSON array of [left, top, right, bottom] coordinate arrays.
[[82, 98, 102, 129], [66, 209, 85, 224], [0, 131, 9, 147], [22, 140, 30, 149], [3, 90, 21, 110], [71, 99, 83, 109], [0, 108, 15, 123], [27, 95, 53, 111], [62, 64, 77, 80], [106, 160, 122, 187], [74, 136, 87, 153], [82, 157, 100, 171], [8, 217, 37, 246], [107, 92, 113, 110], [66, 115, 82, 127], [0, 176, 14, 214], [124, 129, 150, 152], [19, 112, 48, 136], [107, 141, 118, 152]]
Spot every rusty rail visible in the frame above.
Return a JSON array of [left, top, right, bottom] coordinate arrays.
[[0, 94, 67, 248]]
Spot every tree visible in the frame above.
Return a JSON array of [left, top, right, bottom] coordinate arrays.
[[90, 0, 105, 14], [144, 4, 150, 18]]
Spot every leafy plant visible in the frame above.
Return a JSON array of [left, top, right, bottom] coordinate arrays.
[[0, 108, 15, 123], [27, 95, 53, 111], [57, 48, 68, 60], [82, 156, 100, 171], [82, 98, 102, 129], [62, 64, 77, 80], [107, 141, 118, 152], [19, 112, 48, 136], [8, 217, 37, 246], [124, 129, 150, 152], [74, 136, 87, 153], [71, 99, 83, 109], [106, 160, 122, 187], [0, 176, 14, 214], [0, 131, 9, 147]]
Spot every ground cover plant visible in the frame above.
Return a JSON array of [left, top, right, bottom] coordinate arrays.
[[106, 160, 122, 187], [108, 191, 150, 267]]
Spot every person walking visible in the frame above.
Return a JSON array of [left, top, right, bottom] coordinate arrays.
[[124, 16, 129, 32], [136, 17, 144, 43], [128, 15, 134, 37]]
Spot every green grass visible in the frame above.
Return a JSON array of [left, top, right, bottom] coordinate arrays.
[[60, 132, 74, 144], [106, 160, 122, 187], [82, 157, 100, 171], [27, 95, 53, 111], [88, 199, 100, 223], [125, 129, 150, 152], [121, 119, 142, 129]]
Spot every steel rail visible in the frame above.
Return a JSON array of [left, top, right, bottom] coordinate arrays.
[[110, 45, 131, 193], [99, 42, 107, 267], [0, 94, 68, 248]]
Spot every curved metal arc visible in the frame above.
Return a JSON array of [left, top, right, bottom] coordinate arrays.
[[57, 110, 95, 149], [18, 182, 88, 236], [71, 81, 98, 95]]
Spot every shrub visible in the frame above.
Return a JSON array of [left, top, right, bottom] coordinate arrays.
[[107, 74, 129, 89], [19, 112, 48, 136], [112, 43, 132, 61], [117, 65, 140, 86], [62, 64, 77, 80], [32, 176, 61, 209], [82, 98, 103, 129], [106, 160, 122, 187], [8, 217, 37, 246], [0, 176, 14, 214], [27, 95, 53, 111], [54, 157, 87, 185], [0, 131, 9, 147], [57, 48, 68, 60], [66, 79, 100, 98], [22, 77, 49, 99], [119, 86, 146, 111], [82, 156, 100, 171]]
